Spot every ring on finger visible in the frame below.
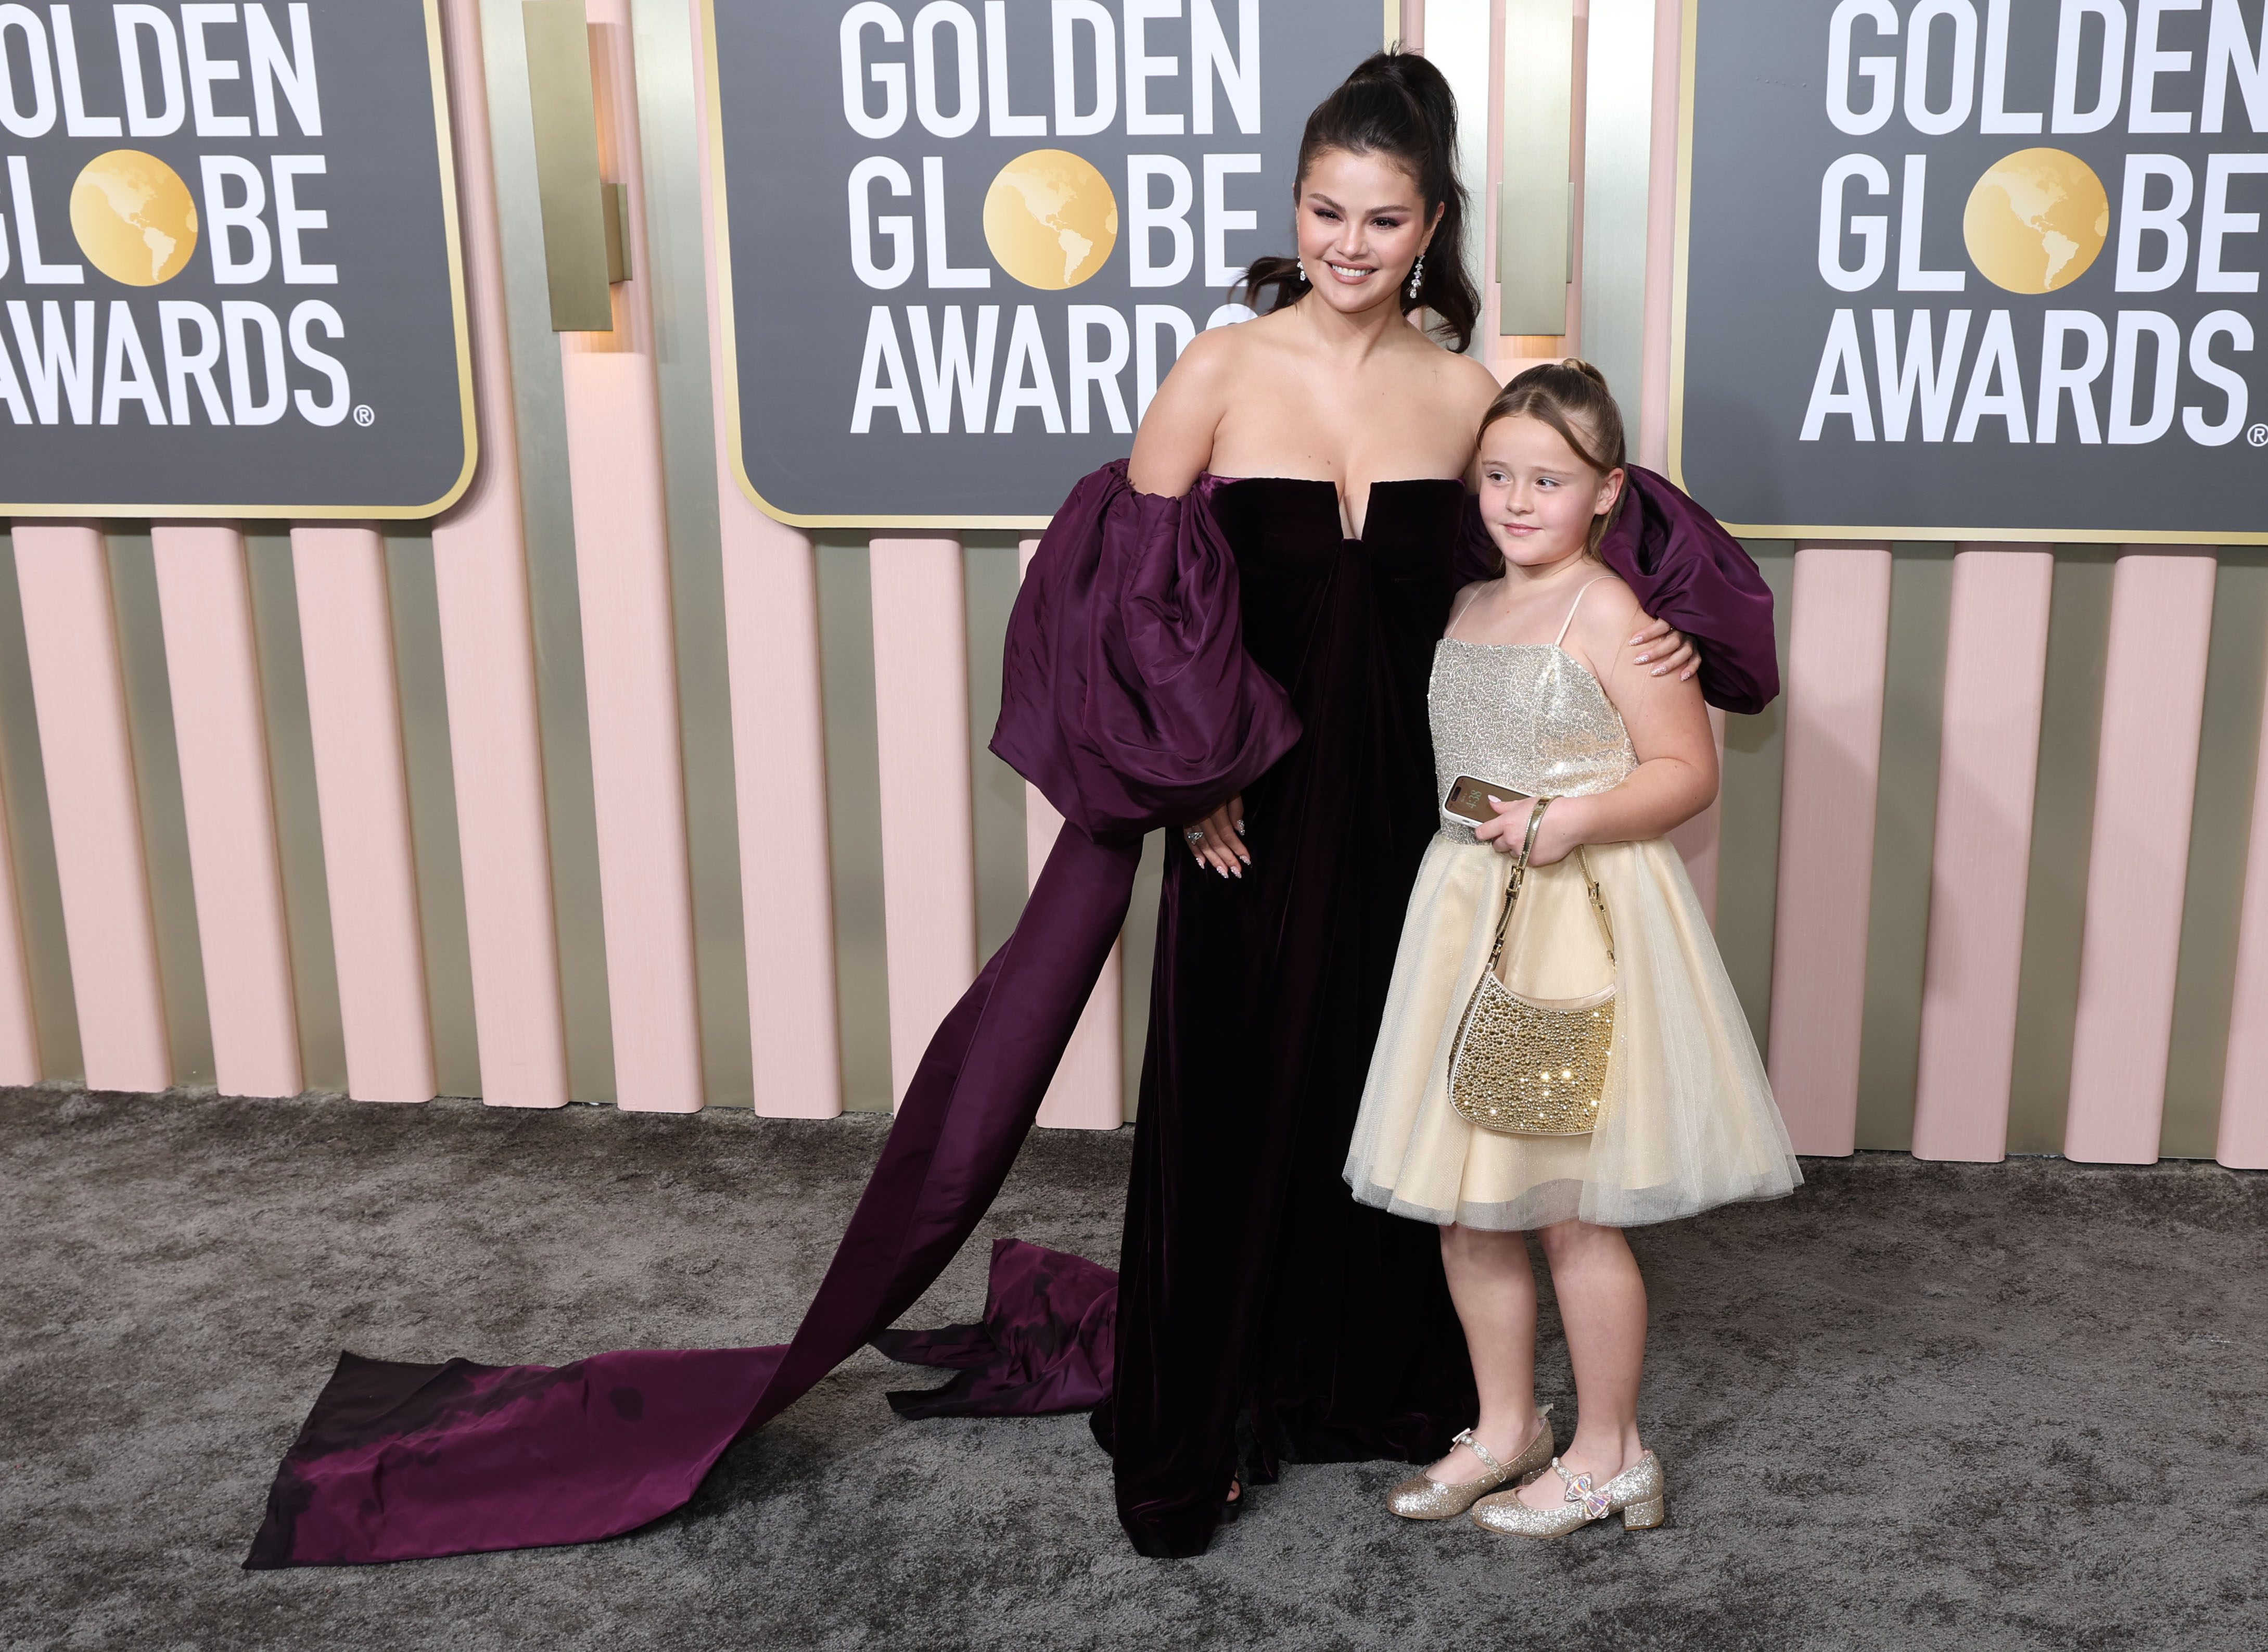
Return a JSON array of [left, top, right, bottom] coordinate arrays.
[[1183, 828, 1205, 845]]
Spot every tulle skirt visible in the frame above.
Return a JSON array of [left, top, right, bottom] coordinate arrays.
[[1344, 833, 1801, 1230]]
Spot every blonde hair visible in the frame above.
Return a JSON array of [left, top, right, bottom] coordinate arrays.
[[1477, 359, 1628, 560]]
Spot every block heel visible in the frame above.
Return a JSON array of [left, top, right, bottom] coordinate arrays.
[[1621, 1493, 1666, 1530]]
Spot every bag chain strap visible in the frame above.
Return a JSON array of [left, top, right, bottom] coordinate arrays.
[[1481, 797, 1617, 975]]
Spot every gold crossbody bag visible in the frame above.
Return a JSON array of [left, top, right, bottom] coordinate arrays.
[[1446, 797, 1619, 1136]]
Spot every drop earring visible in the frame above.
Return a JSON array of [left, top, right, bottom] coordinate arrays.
[[1406, 252, 1425, 302], [1298, 259, 1312, 285]]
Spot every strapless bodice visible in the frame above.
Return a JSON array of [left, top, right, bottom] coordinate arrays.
[[1204, 475, 1468, 717], [1429, 639, 1636, 842], [1206, 474, 1467, 551]]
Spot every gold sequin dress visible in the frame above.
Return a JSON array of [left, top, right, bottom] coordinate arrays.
[[1343, 625, 1801, 1230]]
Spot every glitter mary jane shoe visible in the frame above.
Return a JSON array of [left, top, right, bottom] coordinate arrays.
[[1385, 1409, 1555, 1520], [1469, 1450, 1665, 1537]]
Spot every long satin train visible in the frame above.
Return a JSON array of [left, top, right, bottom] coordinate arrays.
[[244, 828, 1139, 1567]]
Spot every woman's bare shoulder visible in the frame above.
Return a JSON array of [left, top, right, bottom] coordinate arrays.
[[1442, 346, 1503, 397], [1165, 321, 1246, 384], [1398, 339, 1499, 402], [1130, 328, 1248, 492]]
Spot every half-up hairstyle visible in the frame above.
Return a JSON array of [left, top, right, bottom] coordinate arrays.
[[1480, 360, 1629, 561], [1237, 50, 1480, 352]]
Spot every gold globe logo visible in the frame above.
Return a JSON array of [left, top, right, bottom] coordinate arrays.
[[1963, 148, 2109, 295], [71, 149, 200, 286], [983, 149, 1118, 290]]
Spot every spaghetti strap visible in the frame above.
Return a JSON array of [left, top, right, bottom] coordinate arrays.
[[1555, 577, 1613, 648], [1446, 583, 1488, 638]]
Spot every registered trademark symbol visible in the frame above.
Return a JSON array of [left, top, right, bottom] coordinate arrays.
[[353, 405, 375, 428], [2249, 424, 2268, 449]]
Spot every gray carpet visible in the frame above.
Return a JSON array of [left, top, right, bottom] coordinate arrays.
[[1, 1086, 2262, 1652]]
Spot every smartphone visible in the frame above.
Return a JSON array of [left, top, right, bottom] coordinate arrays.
[[1442, 775, 1530, 824]]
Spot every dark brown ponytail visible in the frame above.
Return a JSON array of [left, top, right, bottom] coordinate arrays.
[[1479, 360, 1630, 560], [1237, 50, 1480, 353]]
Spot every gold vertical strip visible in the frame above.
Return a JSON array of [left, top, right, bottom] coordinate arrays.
[[1500, 0, 1575, 335], [242, 530, 347, 1093], [479, 0, 614, 1103], [1579, 0, 1655, 430], [0, 536, 80, 1076], [2006, 549, 2116, 1154], [104, 532, 214, 1087], [1853, 546, 1953, 1152], [384, 535, 483, 1099], [1712, 542, 1793, 1052], [816, 537, 893, 1113], [634, 0, 754, 1105], [2161, 551, 2267, 1158]]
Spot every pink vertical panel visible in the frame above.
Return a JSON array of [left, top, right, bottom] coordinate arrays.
[[1400, 0, 1423, 49], [869, 537, 978, 1109], [150, 525, 302, 1098], [292, 527, 437, 1104], [719, 512, 843, 1119], [2064, 551, 2216, 1165], [10, 525, 169, 1091], [1909, 548, 2054, 1162], [687, 0, 842, 1119], [0, 742, 38, 1082], [1636, 0, 1681, 472], [1764, 542, 1892, 1156], [430, 0, 569, 1109], [1018, 539, 1123, 1129], [558, 1, 704, 1112], [2218, 630, 2268, 1169]]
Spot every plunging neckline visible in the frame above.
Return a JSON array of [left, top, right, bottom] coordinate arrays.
[[1206, 473, 1464, 541]]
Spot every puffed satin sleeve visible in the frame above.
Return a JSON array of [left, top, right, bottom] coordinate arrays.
[[1454, 464, 1780, 716], [991, 461, 1302, 841]]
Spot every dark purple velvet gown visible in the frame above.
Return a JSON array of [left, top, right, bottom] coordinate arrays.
[[243, 461, 1774, 1568], [1091, 476, 1477, 1556]]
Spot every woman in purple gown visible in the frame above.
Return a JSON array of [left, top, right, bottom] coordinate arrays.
[[245, 52, 1771, 1572]]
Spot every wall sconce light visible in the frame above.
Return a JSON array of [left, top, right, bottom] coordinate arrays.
[[524, 1, 629, 332]]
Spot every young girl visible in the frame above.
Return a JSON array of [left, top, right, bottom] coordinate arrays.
[[1343, 361, 1800, 1537]]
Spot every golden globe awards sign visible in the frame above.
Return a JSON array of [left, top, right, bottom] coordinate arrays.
[[1673, 0, 2268, 542], [705, 0, 1387, 526], [0, 0, 472, 518]]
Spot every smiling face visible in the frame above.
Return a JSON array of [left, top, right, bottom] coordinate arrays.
[[1476, 413, 1626, 574], [1293, 146, 1441, 319]]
